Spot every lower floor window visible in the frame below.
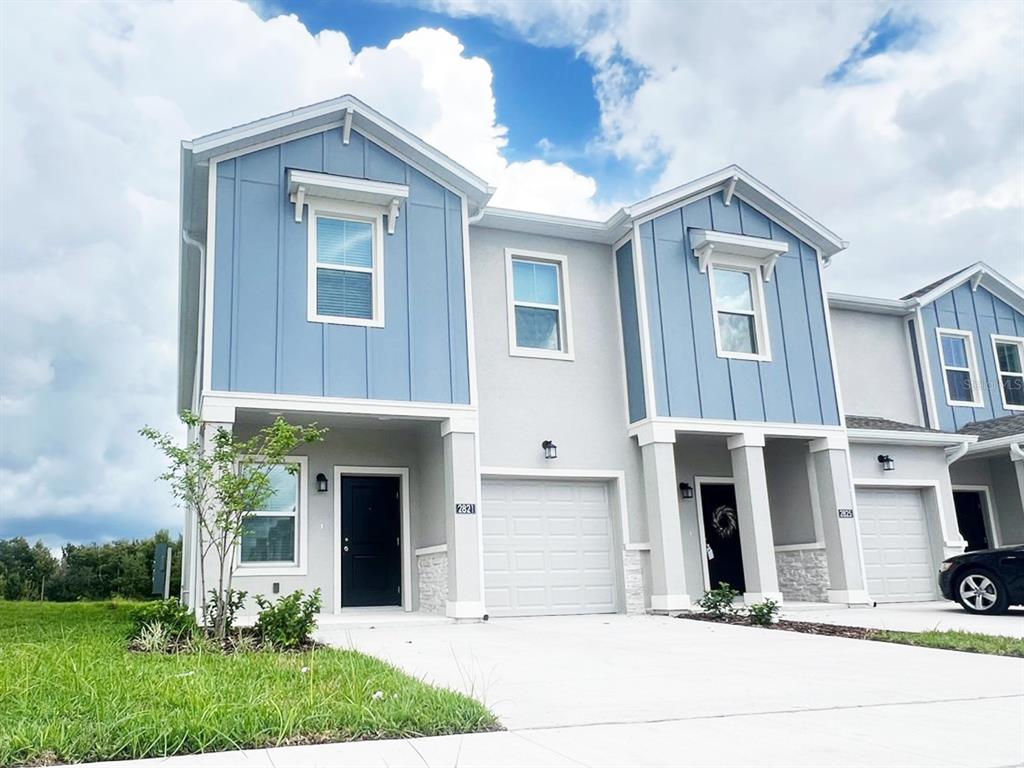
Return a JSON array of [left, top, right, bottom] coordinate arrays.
[[240, 463, 300, 565]]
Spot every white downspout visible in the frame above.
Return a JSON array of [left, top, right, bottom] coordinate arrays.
[[181, 229, 206, 610]]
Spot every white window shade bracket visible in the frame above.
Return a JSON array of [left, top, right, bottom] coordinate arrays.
[[287, 169, 409, 231], [691, 229, 789, 282]]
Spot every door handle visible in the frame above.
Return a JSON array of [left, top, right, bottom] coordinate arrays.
[[343, 546, 349, 552]]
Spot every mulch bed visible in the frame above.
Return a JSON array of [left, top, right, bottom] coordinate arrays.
[[680, 612, 876, 639]]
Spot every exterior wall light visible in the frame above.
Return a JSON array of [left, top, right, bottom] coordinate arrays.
[[315, 472, 329, 492], [877, 454, 895, 472], [679, 482, 694, 499], [542, 440, 558, 460]]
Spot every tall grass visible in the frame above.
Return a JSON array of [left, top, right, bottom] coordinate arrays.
[[0, 602, 497, 766]]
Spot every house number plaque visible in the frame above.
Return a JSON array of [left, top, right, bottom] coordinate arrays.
[[838, 508, 854, 519], [456, 503, 477, 515]]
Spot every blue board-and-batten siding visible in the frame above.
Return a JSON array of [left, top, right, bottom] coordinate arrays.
[[919, 284, 1024, 432], [615, 241, 647, 423], [639, 191, 840, 425], [211, 128, 470, 405]]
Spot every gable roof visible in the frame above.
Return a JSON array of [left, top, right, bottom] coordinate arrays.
[[958, 413, 1024, 441], [845, 415, 940, 433], [828, 261, 1024, 317], [184, 94, 495, 214], [477, 165, 848, 257]]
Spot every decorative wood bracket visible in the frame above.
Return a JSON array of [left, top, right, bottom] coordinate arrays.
[[762, 251, 782, 282], [292, 185, 306, 223], [970, 271, 984, 292], [722, 175, 738, 207], [695, 242, 715, 273], [387, 198, 401, 235], [342, 108, 353, 146]]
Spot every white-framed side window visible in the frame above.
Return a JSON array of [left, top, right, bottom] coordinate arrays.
[[936, 328, 983, 407], [992, 334, 1024, 410], [708, 263, 771, 361], [505, 249, 574, 360], [307, 200, 385, 327], [237, 456, 308, 575]]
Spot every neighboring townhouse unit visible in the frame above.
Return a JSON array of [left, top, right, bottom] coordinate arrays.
[[829, 262, 1024, 601], [177, 95, 1021, 619]]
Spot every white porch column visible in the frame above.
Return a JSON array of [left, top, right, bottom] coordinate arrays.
[[727, 433, 782, 604], [441, 418, 484, 620], [810, 436, 870, 605], [638, 427, 690, 611]]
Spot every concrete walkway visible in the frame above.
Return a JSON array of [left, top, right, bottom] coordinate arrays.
[[84, 614, 1024, 767], [781, 600, 1024, 637]]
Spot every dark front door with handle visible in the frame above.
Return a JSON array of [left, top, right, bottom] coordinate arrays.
[[341, 475, 401, 607], [700, 482, 746, 593]]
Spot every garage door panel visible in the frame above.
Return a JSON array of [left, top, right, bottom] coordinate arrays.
[[483, 478, 617, 617], [856, 487, 937, 602]]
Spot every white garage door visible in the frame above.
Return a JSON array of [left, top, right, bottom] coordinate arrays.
[[482, 478, 617, 617], [856, 487, 937, 602]]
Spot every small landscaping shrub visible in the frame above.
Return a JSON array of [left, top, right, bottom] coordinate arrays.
[[130, 621, 171, 653], [697, 582, 742, 618], [254, 588, 322, 650], [747, 598, 780, 627], [128, 598, 196, 641], [202, 588, 247, 635]]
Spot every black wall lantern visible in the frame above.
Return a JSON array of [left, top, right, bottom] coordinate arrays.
[[877, 454, 895, 472], [679, 482, 694, 499], [315, 472, 329, 492], [542, 440, 558, 460]]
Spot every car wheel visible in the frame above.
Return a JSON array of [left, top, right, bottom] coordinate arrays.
[[955, 570, 1009, 614]]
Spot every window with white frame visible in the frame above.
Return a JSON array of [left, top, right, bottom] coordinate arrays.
[[993, 335, 1024, 409], [709, 264, 770, 360], [937, 329, 983, 407], [308, 203, 385, 327], [506, 250, 573, 359], [240, 462, 302, 566]]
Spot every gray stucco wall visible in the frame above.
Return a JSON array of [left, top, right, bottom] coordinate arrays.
[[949, 454, 1024, 545], [469, 226, 647, 546], [765, 439, 818, 546], [830, 308, 921, 426]]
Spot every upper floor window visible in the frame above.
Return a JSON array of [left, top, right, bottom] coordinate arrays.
[[993, 335, 1024, 410], [709, 265, 770, 361], [937, 329, 983, 407], [307, 202, 385, 328], [239, 459, 306, 572], [505, 249, 574, 361]]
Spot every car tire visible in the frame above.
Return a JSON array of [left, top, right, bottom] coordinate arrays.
[[955, 569, 1009, 614]]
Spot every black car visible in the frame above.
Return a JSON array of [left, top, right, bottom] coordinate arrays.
[[939, 545, 1024, 614]]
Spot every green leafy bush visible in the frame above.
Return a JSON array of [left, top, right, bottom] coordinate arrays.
[[697, 582, 742, 618], [202, 588, 247, 634], [254, 589, 322, 649], [747, 598, 780, 626], [128, 598, 196, 641]]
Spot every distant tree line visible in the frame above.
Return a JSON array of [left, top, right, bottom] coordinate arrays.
[[0, 531, 181, 602]]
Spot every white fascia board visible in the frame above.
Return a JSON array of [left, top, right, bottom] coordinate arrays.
[[964, 433, 1024, 456], [827, 292, 913, 316], [474, 206, 629, 245], [914, 263, 1024, 314], [288, 170, 409, 206], [187, 94, 493, 210], [626, 165, 847, 258], [846, 428, 975, 448]]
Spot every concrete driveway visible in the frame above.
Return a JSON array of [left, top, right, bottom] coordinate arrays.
[[782, 600, 1024, 637], [314, 613, 1024, 766]]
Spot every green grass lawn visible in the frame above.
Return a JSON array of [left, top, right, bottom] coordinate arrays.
[[0, 601, 498, 766], [871, 628, 1024, 657]]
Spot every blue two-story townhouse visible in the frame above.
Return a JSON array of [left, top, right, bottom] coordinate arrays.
[[830, 263, 1024, 601], [178, 95, 1021, 620]]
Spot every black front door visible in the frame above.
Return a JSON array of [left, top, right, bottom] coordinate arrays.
[[341, 475, 401, 607], [953, 490, 990, 552], [700, 483, 746, 593]]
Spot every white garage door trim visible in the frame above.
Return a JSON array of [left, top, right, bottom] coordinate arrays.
[[855, 483, 940, 603], [480, 468, 631, 617]]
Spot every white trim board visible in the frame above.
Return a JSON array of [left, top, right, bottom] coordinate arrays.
[[201, 391, 477, 425], [935, 327, 985, 408], [503, 248, 576, 361], [332, 465, 412, 614]]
